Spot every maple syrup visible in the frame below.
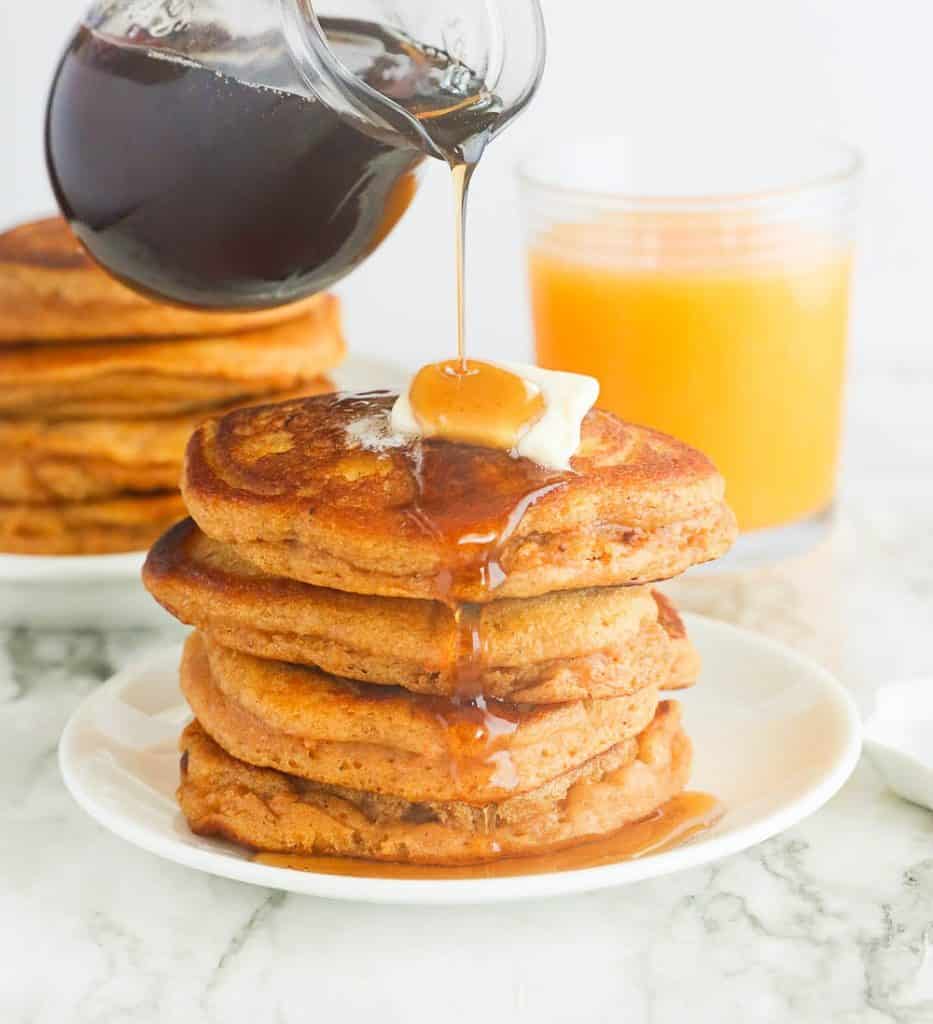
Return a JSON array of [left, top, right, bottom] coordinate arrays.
[[46, 20, 500, 308], [436, 602, 521, 799], [400, 414, 565, 797], [395, 56, 563, 798], [333, 665, 522, 798], [325, 388, 565, 797], [409, 359, 546, 451], [252, 791, 723, 879], [421, 689, 521, 794], [451, 161, 475, 367]]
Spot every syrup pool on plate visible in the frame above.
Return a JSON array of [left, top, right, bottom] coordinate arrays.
[[253, 791, 724, 879]]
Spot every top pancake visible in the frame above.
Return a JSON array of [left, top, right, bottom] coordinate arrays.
[[183, 391, 737, 601], [0, 217, 328, 343]]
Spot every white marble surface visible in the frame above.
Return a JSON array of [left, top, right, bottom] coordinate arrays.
[[2, 355, 933, 1023]]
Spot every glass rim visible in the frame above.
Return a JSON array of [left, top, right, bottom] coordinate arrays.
[[516, 134, 863, 208]]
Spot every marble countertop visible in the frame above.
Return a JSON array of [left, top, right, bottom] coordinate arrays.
[[3, 354, 933, 1024]]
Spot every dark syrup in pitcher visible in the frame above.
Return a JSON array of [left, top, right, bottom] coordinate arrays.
[[46, 18, 499, 308]]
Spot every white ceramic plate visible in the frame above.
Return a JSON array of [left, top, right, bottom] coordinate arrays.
[[0, 356, 406, 629], [59, 615, 861, 905]]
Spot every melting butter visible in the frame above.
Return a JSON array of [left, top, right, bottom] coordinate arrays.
[[391, 360, 599, 470]]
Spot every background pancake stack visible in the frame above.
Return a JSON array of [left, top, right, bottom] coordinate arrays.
[[0, 217, 346, 555], [144, 391, 737, 866]]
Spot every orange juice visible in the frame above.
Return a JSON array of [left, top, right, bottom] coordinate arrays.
[[529, 218, 852, 531]]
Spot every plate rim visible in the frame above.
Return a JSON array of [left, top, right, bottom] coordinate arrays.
[[59, 615, 863, 905], [0, 549, 147, 582]]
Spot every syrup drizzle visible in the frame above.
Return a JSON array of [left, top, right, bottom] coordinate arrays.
[[451, 161, 474, 369], [253, 791, 724, 879], [403, 441, 565, 803], [337, 390, 568, 804], [424, 684, 522, 793], [337, 672, 523, 798], [349, 389, 567, 800], [408, 359, 547, 452], [393, 58, 548, 804]]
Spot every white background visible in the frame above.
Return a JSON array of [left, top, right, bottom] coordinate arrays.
[[0, 1, 927, 374]]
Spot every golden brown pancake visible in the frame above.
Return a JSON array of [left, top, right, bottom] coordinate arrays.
[[181, 632, 660, 805], [183, 392, 736, 600], [651, 590, 702, 691], [145, 519, 699, 701], [178, 701, 690, 864], [0, 217, 330, 343], [0, 297, 344, 419], [0, 491, 185, 555], [0, 380, 335, 503], [0, 451, 179, 505]]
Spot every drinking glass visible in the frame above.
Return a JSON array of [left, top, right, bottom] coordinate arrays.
[[519, 135, 861, 564]]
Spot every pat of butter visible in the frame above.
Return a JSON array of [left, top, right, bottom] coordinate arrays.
[[391, 360, 599, 470]]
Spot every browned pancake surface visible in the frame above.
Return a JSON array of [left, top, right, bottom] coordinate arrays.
[[183, 392, 736, 600]]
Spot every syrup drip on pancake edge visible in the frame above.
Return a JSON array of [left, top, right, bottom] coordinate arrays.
[[402, 402, 567, 818], [338, 389, 569, 821]]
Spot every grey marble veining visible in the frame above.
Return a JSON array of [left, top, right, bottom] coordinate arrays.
[[2, 357, 933, 1023]]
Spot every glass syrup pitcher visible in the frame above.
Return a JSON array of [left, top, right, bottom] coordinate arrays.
[[45, 0, 545, 309]]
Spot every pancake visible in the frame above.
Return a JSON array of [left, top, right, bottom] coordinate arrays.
[[181, 632, 660, 805], [0, 295, 344, 419], [0, 491, 185, 555], [183, 391, 737, 600], [145, 519, 699, 701], [178, 701, 690, 864], [0, 217, 329, 343], [651, 590, 702, 691], [0, 380, 334, 503], [0, 451, 179, 505]]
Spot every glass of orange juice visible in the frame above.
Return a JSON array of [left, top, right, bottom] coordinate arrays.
[[518, 136, 861, 564]]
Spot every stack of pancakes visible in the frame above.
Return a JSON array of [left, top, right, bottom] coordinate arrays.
[[0, 218, 346, 555], [144, 392, 736, 865]]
